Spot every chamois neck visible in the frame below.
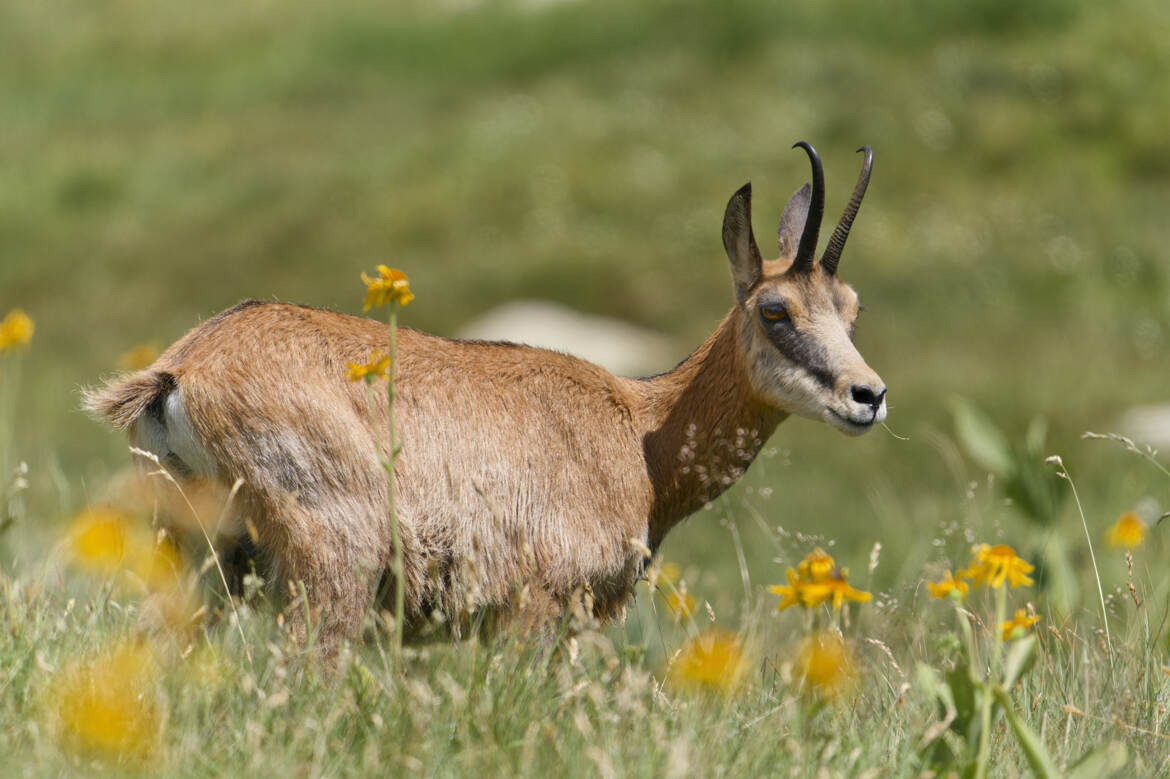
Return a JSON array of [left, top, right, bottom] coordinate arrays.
[[635, 310, 786, 548]]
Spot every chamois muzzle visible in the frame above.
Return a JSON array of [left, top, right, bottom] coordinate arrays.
[[850, 384, 886, 413]]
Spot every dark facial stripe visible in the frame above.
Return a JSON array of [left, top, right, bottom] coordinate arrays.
[[764, 323, 836, 389]]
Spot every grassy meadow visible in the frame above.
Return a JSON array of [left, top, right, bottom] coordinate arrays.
[[2, 0, 1169, 774]]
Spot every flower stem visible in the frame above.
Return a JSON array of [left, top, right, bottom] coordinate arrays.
[[993, 584, 1006, 674], [1051, 457, 1113, 669], [386, 302, 404, 656], [974, 683, 993, 779]]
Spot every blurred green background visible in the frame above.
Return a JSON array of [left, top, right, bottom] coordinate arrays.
[[2, 0, 1167, 610]]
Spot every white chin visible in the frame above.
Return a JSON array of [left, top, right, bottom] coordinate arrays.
[[825, 409, 876, 437]]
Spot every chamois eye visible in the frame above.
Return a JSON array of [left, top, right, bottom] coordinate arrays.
[[759, 303, 788, 323]]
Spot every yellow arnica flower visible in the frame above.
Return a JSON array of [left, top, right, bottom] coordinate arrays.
[[1106, 512, 1145, 549], [361, 265, 414, 311], [799, 568, 872, 610], [797, 547, 835, 583], [1002, 608, 1040, 641], [796, 630, 857, 701], [68, 507, 130, 573], [118, 344, 158, 371], [926, 569, 970, 601], [346, 350, 391, 382], [0, 308, 34, 352], [668, 629, 750, 696], [768, 568, 807, 612], [67, 508, 187, 594], [52, 641, 160, 760], [769, 548, 870, 611], [965, 543, 1034, 589], [770, 548, 836, 610]]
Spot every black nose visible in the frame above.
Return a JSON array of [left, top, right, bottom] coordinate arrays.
[[851, 385, 886, 411]]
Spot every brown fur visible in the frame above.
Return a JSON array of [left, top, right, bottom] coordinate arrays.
[[83, 159, 885, 649]]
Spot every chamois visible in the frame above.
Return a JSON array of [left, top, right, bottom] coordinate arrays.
[[84, 142, 886, 648]]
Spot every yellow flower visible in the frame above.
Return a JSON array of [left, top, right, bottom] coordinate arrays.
[[768, 568, 807, 612], [665, 590, 696, 619], [668, 629, 750, 696], [797, 547, 836, 583], [1002, 608, 1040, 641], [965, 543, 1034, 589], [1106, 512, 1145, 549], [68, 507, 130, 574], [795, 630, 857, 701], [770, 548, 870, 612], [799, 568, 873, 610], [346, 350, 391, 382], [67, 508, 186, 594], [51, 641, 160, 760], [361, 265, 414, 311], [926, 569, 970, 601], [118, 344, 158, 371], [0, 308, 34, 352]]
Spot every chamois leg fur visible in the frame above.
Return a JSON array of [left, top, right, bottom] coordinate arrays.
[[507, 585, 562, 638], [252, 490, 382, 651]]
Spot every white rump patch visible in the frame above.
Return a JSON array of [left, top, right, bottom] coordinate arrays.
[[129, 387, 217, 479], [163, 389, 217, 477]]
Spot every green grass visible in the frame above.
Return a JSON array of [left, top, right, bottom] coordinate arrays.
[[2, 0, 1169, 773], [2, 464, 1167, 776]]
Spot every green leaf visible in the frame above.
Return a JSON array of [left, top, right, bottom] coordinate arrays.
[[1025, 415, 1049, 457], [993, 685, 1060, 779], [916, 663, 964, 770], [946, 660, 979, 742], [1002, 444, 1065, 525], [1066, 741, 1129, 779], [1002, 634, 1037, 690], [1036, 537, 1079, 615], [916, 664, 956, 717], [950, 397, 1015, 477]]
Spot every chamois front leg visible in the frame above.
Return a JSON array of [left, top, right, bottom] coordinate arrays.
[[262, 495, 382, 654]]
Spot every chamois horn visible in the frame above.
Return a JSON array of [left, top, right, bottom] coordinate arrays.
[[820, 146, 873, 276], [790, 142, 825, 273]]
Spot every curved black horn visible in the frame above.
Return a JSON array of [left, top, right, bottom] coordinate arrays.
[[820, 146, 873, 276], [791, 141, 825, 273]]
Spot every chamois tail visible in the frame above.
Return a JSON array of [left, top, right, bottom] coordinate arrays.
[[82, 371, 177, 431]]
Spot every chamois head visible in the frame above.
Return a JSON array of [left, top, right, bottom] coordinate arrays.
[[722, 142, 886, 436]]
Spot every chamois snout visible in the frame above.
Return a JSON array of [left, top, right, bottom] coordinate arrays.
[[851, 384, 885, 411], [851, 384, 885, 413], [824, 358, 887, 436]]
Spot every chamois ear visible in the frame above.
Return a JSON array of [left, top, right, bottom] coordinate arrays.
[[722, 183, 762, 303], [777, 183, 811, 261]]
